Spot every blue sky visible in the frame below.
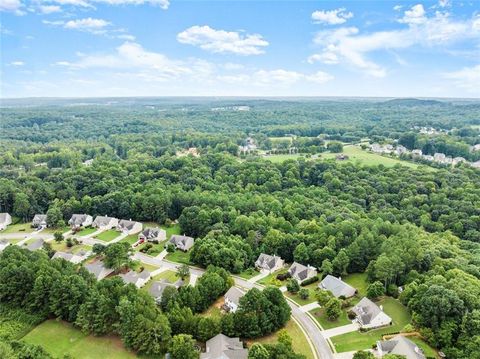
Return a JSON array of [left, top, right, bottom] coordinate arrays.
[[1, 0, 479, 98]]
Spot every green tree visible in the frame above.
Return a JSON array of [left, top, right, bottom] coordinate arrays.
[[53, 232, 64, 243], [367, 281, 385, 299], [248, 343, 269, 359], [103, 242, 131, 271], [169, 334, 199, 359], [177, 264, 190, 280], [286, 279, 300, 294], [298, 288, 309, 300], [352, 351, 375, 359], [325, 298, 342, 321]]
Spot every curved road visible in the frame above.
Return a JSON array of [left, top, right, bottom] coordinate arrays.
[[134, 252, 334, 359]]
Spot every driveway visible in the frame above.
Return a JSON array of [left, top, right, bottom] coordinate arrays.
[[300, 302, 321, 312], [322, 323, 359, 339], [248, 270, 269, 283]]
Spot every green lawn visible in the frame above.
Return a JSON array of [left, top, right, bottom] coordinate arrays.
[[0, 222, 35, 234], [42, 226, 70, 235], [409, 336, 439, 358], [95, 229, 121, 242], [262, 154, 310, 163], [165, 250, 192, 265], [246, 319, 314, 359], [142, 270, 179, 293], [257, 269, 287, 286], [237, 268, 260, 280], [22, 320, 142, 359], [309, 307, 351, 330], [330, 297, 412, 353], [141, 222, 181, 239], [285, 282, 319, 306], [76, 227, 97, 236], [320, 145, 427, 169], [343, 272, 369, 298], [134, 240, 167, 256], [51, 241, 90, 254]]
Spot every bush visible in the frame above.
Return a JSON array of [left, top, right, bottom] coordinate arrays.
[[387, 284, 399, 298], [166, 243, 176, 253], [316, 290, 333, 306], [367, 281, 385, 299], [347, 310, 356, 320], [298, 288, 309, 300], [300, 275, 319, 286], [277, 272, 291, 281], [286, 279, 300, 293]]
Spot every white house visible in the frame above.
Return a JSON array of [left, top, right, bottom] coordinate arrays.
[[139, 227, 166, 242], [255, 253, 284, 273], [288, 262, 317, 283], [52, 250, 90, 264], [116, 219, 143, 235], [168, 234, 195, 252], [352, 297, 392, 329], [92, 216, 119, 230], [68, 214, 93, 229], [411, 149, 422, 157], [119, 270, 151, 288], [32, 214, 47, 229], [224, 286, 245, 313], [319, 275, 356, 298], [84, 261, 114, 280], [377, 335, 426, 359], [0, 213, 12, 231], [200, 334, 248, 359]]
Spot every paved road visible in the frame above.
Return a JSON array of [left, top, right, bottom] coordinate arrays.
[[133, 252, 334, 359], [321, 323, 359, 339]]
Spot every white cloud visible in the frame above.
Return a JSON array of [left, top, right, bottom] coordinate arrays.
[[39, 5, 62, 13], [9, 61, 25, 66], [117, 34, 135, 41], [438, 0, 450, 8], [221, 69, 333, 86], [47, 0, 169, 9], [312, 8, 353, 25], [177, 25, 268, 55], [64, 18, 110, 30], [393, 5, 403, 11], [0, 0, 24, 14], [443, 64, 480, 92], [308, 6, 480, 77]]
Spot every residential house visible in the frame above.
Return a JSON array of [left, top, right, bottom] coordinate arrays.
[[119, 270, 151, 288], [433, 153, 446, 163], [471, 144, 480, 152], [411, 149, 422, 157], [0, 239, 10, 252], [149, 279, 183, 303], [26, 238, 44, 251], [319, 275, 356, 298], [395, 145, 407, 155], [84, 261, 114, 280], [83, 159, 94, 166], [471, 160, 480, 169], [139, 227, 166, 242], [52, 250, 90, 264], [255, 253, 284, 273], [68, 214, 93, 229], [200, 334, 248, 359], [352, 297, 392, 329], [423, 155, 434, 161], [168, 234, 195, 252], [370, 143, 383, 153], [377, 335, 426, 359], [32, 214, 47, 228], [452, 157, 467, 166], [92, 216, 119, 230], [288, 262, 317, 283], [116, 219, 143, 235], [224, 286, 245, 313], [0, 213, 12, 231]]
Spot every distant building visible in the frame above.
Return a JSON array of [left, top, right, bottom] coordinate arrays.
[[395, 145, 407, 155], [84, 261, 114, 280], [68, 214, 93, 229], [83, 159, 94, 166], [139, 227, 166, 242], [92, 216, 118, 230], [471, 160, 480, 169], [335, 154, 349, 161], [471, 144, 480, 152], [224, 286, 245, 313], [149, 279, 183, 304], [26, 238, 45, 251], [200, 334, 248, 359], [433, 153, 446, 162], [32, 214, 48, 229], [377, 335, 426, 359], [319, 275, 356, 298], [168, 234, 195, 252], [352, 297, 392, 329], [255, 253, 284, 273], [288, 262, 317, 283], [52, 250, 90, 264], [0, 213, 12, 231], [411, 149, 422, 156], [116, 219, 142, 235], [119, 270, 151, 288], [452, 157, 466, 166]]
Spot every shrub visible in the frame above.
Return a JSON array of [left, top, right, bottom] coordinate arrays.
[[387, 284, 399, 298], [286, 279, 300, 293], [298, 288, 310, 300], [300, 275, 319, 286], [277, 272, 291, 281]]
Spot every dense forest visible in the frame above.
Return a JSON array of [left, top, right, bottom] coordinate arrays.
[[0, 98, 479, 358]]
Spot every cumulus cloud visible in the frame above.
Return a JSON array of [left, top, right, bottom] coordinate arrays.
[[308, 5, 480, 77], [39, 5, 62, 13], [0, 0, 24, 14], [45, 0, 169, 9], [443, 64, 480, 92], [311, 8, 353, 25], [177, 25, 268, 55], [43, 17, 111, 34], [9, 61, 25, 66]]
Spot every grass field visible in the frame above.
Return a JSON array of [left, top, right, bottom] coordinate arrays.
[[0, 222, 35, 234], [95, 229, 120, 242], [142, 270, 178, 293], [237, 268, 260, 280], [285, 282, 318, 306], [409, 336, 439, 358], [257, 269, 287, 286], [76, 227, 97, 236], [310, 307, 351, 330], [51, 242, 90, 254], [262, 154, 309, 163], [141, 223, 181, 239], [42, 226, 71, 235], [246, 319, 314, 359], [165, 250, 192, 265], [344, 273, 369, 298], [330, 297, 412, 352], [22, 320, 141, 359]]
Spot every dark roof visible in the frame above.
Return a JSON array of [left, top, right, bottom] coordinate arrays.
[[93, 216, 116, 226], [141, 227, 163, 239], [69, 214, 90, 226], [288, 262, 316, 281]]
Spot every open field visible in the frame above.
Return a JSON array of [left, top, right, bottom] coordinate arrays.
[[0, 222, 35, 234], [165, 250, 192, 265], [42, 226, 70, 235], [94, 229, 121, 242], [76, 227, 97, 236], [330, 297, 411, 352], [246, 319, 314, 359], [22, 320, 142, 359], [262, 154, 310, 163]]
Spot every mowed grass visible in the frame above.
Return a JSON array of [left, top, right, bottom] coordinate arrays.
[[257, 269, 287, 286], [246, 319, 314, 359], [343, 273, 368, 297], [95, 229, 120, 242], [285, 282, 319, 306], [330, 297, 412, 352], [51, 241, 90, 254], [0, 222, 35, 234], [262, 154, 309, 163], [320, 145, 426, 169], [141, 222, 181, 239], [165, 250, 192, 265], [409, 336, 439, 358], [22, 320, 140, 359], [76, 227, 97, 236], [310, 307, 351, 330], [142, 270, 178, 293], [237, 268, 260, 280]]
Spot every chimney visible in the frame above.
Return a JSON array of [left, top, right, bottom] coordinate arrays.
[[379, 305, 383, 311], [338, 276, 341, 281]]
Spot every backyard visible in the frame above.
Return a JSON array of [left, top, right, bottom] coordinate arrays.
[[0, 222, 35, 234], [94, 229, 121, 242], [76, 227, 98, 237], [284, 282, 319, 306]]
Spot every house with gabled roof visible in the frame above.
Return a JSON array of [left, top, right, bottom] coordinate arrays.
[[0, 213, 12, 231], [200, 334, 248, 359], [92, 216, 118, 230], [168, 234, 194, 252], [352, 297, 392, 329], [288, 262, 317, 283], [319, 275, 356, 298], [26, 238, 45, 251], [52, 250, 90, 264], [116, 219, 142, 235], [68, 214, 93, 229], [84, 261, 114, 280], [377, 335, 426, 359], [224, 286, 245, 313], [149, 279, 183, 304], [139, 227, 166, 242], [119, 270, 151, 288], [255, 253, 284, 273], [32, 214, 47, 228]]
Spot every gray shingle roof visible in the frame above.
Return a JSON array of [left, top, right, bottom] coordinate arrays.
[[200, 334, 248, 359], [141, 227, 163, 239], [69, 214, 90, 226], [288, 262, 317, 281], [0, 213, 10, 223], [117, 219, 138, 231], [149, 279, 183, 299], [319, 275, 356, 298], [26, 238, 44, 251], [255, 253, 282, 270], [84, 261, 113, 280], [378, 335, 426, 359], [120, 270, 151, 285], [32, 214, 47, 224], [353, 297, 385, 325], [93, 216, 116, 227], [224, 287, 245, 306]]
